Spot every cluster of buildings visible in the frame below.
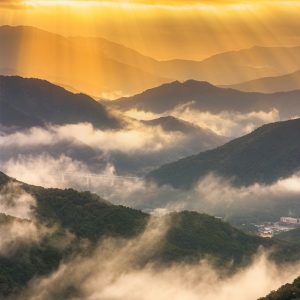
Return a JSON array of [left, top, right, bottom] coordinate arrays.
[[279, 217, 300, 226], [257, 217, 300, 238]]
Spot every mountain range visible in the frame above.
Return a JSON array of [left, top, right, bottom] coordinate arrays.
[[3, 25, 300, 299], [0, 75, 226, 176], [144, 119, 300, 227], [143, 117, 300, 228], [143, 116, 226, 145], [0, 25, 170, 98], [3, 26, 300, 98], [228, 69, 300, 93], [0, 75, 121, 131], [111, 79, 300, 120], [4, 75, 300, 223]]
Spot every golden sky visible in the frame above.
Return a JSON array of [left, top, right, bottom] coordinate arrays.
[[1, 0, 300, 60]]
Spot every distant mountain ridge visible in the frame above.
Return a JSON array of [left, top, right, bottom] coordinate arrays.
[[0, 25, 171, 98], [147, 118, 300, 189], [227, 69, 300, 93], [0, 76, 229, 177], [3, 26, 300, 97], [0, 75, 121, 130], [111, 80, 300, 120]]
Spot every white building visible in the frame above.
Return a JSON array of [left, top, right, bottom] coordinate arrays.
[[280, 217, 300, 225]]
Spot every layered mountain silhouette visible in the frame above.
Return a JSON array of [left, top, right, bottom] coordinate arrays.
[[3, 26, 300, 98], [111, 80, 300, 119], [147, 118, 300, 189], [0, 76, 228, 176], [0, 75, 121, 130], [84, 36, 300, 86], [0, 25, 171, 98], [64, 41, 300, 86], [228, 69, 300, 93], [198, 45, 300, 82]]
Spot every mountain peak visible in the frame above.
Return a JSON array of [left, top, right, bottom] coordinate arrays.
[[0, 75, 121, 130]]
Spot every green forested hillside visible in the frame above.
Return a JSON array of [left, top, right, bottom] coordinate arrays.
[[275, 229, 300, 245], [258, 277, 300, 300], [0, 171, 299, 298], [148, 118, 300, 189]]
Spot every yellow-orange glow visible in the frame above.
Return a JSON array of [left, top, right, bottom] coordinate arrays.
[[1, 0, 300, 98]]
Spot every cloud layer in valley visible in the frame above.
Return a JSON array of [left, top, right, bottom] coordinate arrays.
[[5, 151, 300, 226], [123, 105, 281, 137], [0, 121, 225, 176]]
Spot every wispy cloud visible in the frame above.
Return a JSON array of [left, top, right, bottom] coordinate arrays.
[[19, 216, 300, 300], [0, 121, 224, 176], [124, 106, 280, 137]]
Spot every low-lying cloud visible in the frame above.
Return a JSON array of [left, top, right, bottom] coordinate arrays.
[[0, 122, 194, 153], [4, 154, 91, 189], [0, 181, 74, 256], [18, 215, 300, 300], [2, 126, 300, 299], [171, 105, 280, 137], [123, 105, 281, 137], [0, 121, 224, 176], [0, 182, 47, 255], [0, 181, 36, 219], [0, 218, 43, 256], [5, 152, 300, 225]]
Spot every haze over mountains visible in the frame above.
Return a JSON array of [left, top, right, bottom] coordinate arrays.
[[0, 25, 170, 98], [111, 80, 300, 138], [0, 76, 226, 177], [3, 20, 300, 300], [112, 80, 300, 119], [228, 70, 300, 93], [3, 25, 300, 98], [3, 75, 300, 228], [3, 72, 300, 232], [4, 75, 300, 228]]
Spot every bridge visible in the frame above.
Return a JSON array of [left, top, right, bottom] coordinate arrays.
[[59, 172, 141, 188]]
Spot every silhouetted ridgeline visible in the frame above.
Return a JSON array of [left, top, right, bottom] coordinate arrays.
[[111, 79, 300, 119], [147, 118, 300, 189], [0, 76, 121, 130]]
